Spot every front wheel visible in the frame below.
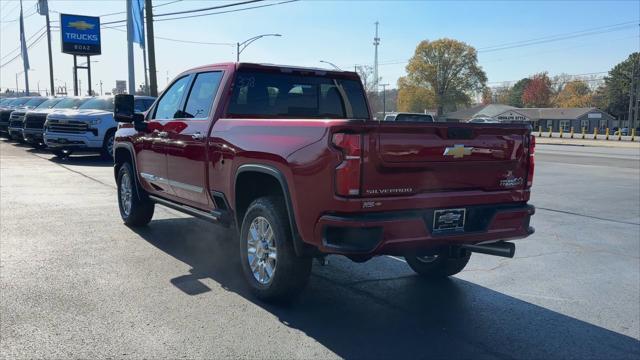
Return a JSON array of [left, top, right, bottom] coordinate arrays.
[[239, 196, 311, 301], [404, 249, 471, 278], [101, 130, 116, 160], [117, 162, 154, 226]]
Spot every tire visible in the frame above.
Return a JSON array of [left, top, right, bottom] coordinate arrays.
[[239, 196, 311, 301], [404, 249, 471, 278], [117, 162, 155, 226], [101, 129, 116, 160]]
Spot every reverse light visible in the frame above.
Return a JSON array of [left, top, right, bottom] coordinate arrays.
[[526, 135, 535, 188], [332, 133, 362, 196]]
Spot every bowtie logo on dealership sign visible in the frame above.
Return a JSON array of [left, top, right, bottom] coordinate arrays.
[[443, 144, 474, 159], [60, 14, 101, 55]]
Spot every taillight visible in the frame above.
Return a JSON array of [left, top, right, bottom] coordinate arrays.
[[332, 133, 362, 196], [526, 135, 535, 188]]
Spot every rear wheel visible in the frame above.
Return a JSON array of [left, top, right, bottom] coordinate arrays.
[[239, 196, 311, 301], [404, 249, 471, 278], [117, 162, 154, 226]]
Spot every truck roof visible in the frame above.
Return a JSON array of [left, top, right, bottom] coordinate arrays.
[[181, 62, 360, 79]]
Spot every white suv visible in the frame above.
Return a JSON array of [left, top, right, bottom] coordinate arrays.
[[44, 96, 155, 159]]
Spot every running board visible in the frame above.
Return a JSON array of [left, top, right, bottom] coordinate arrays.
[[148, 195, 232, 227]]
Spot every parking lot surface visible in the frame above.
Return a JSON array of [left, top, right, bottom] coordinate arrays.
[[1, 141, 639, 359]]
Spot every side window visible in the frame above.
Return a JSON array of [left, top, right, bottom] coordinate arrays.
[[183, 72, 223, 119], [154, 76, 190, 119]]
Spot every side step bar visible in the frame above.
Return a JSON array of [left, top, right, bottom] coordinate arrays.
[[461, 241, 515, 258], [148, 195, 232, 227]]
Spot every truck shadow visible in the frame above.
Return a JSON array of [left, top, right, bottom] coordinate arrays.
[[131, 217, 640, 359]]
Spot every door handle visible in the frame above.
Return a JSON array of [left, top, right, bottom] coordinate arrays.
[[191, 132, 204, 140]]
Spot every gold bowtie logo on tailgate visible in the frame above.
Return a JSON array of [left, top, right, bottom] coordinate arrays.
[[443, 144, 474, 159]]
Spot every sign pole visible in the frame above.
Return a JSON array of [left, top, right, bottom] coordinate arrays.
[[126, 0, 135, 95], [87, 55, 92, 96], [73, 55, 78, 96]]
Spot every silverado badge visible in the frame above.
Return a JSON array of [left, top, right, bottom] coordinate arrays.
[[443, 144, 474, 159]]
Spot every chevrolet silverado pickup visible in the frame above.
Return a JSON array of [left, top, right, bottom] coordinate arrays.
[[23, 97, 91, 148], [112, 62, 535, 300], [0, 97, 46, 137], [44, 96, 155, 159], [8, 97, 60, 142]]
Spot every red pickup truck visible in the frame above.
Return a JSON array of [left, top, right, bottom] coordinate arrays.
[[113, 63, 535, 300]]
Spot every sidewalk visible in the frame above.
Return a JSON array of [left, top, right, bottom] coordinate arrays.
[[535, 135, 640, 149]]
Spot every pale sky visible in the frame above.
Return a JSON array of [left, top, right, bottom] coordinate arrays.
[[1, 0, 638, 95]]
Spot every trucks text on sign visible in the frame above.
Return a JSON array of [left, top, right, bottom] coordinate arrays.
[[60, 14, 101, 56]]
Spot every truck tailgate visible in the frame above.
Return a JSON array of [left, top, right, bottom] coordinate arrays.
[[362, 123, 532, 196]]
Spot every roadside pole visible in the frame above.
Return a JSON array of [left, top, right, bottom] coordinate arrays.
[[145, 0, 158, 96], [126, 0, 135, 95], [38, 0, 55, 97]]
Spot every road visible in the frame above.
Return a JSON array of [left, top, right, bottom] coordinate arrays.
[[1, 141, 639, 359]]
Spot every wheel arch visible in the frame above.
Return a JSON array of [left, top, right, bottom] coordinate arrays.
[[114, 143, 143, 200], [234, 164, 313, 257]]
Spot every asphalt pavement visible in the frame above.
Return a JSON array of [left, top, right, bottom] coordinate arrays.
[[1, 141, 639, 359]]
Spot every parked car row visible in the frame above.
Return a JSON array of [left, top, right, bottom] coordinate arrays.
[[0, 95, 155, 159]]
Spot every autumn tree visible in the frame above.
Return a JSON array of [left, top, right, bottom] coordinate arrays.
[[522, 72, 552, 107], [400, 38, 487, 116], [481, 87, 493, 105], [397, 76, 436, 112], [508, 78, 530, 107], [554, 80, 593, 107]]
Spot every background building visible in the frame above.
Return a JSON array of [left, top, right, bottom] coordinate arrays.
[[445, 104, 618, 132]]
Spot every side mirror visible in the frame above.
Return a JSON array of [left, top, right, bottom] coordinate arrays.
[[114, 94, 135, 123]]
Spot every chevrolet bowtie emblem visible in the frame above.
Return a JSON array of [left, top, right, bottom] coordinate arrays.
[[68, 20, 95, 31], [443, 144, 474, 159]]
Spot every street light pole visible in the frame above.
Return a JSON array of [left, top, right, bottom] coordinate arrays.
[[236, 34, 282, 62], [319, 60, 342, 70]]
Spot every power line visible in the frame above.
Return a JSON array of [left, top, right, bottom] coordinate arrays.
[[102, 25, 234, 46], [477, 20, 638, 51], [154, 0, 262, 17], [0, 30, 47, 69], [155, 0, 296, 22], [102, 0, 296, 25], [154, 0, 183, 8], [0, 25, 46, 61]]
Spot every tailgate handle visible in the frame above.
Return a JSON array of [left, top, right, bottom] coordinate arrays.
[[447, 128, 473, 139]]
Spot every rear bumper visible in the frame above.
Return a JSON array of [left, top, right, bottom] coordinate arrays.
[[314, 203, 535, 255]]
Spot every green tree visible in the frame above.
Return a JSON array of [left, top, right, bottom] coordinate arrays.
[[481, 87, 493, 105], [401, 38, 487, 116], [601, 52, 639, 119], [508, 78, 530, 107]]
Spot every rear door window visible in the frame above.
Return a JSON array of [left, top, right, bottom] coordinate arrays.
[[183, 71, 223, 119], [227, 70, 370, 119]]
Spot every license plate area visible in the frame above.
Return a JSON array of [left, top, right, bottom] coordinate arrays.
[[432, 208, 466, 233]]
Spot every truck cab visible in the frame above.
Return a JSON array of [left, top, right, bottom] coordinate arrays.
[[112, 62, 535, 301]]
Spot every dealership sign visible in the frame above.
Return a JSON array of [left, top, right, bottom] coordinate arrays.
[[60, 14, 101, 55]]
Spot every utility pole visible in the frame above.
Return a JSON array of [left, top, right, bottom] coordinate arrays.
[[379, 83, 389, 120], [126, 0, 135, 95], [373, 21, 380, 90], [628, 55, 639, 130], [20, 0, 29, 95], [98, 80, 103, 96], [145, 0, 158, 96], [38, 0, 54, 97]]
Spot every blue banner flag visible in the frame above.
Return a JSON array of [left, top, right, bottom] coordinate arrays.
[[131, 0, 145, 48], [19, 3, 30, 70]]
